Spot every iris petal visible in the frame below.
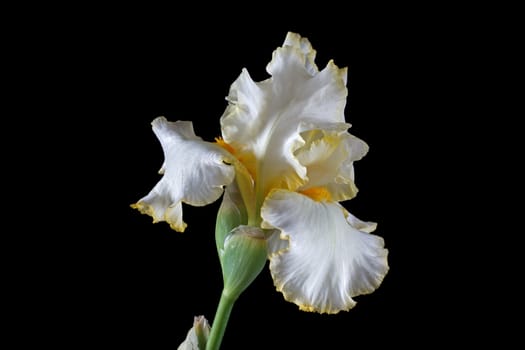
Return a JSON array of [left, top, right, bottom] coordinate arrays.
[[296, 129, 369, 201], [220, 33, 349, 195], [132, 117, 235, 232], [261, 189, 388, 314]]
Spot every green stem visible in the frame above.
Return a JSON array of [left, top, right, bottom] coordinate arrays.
[[205, 292, 236, 350]]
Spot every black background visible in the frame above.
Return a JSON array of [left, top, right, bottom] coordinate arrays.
[[15, 7, 486, 348]]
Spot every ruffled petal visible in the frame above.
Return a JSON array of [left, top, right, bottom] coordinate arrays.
[[296, 126, 369, 201], [220, 32, 348, 195], [261, 190, 388, 314], [132, 117, 235, 232]]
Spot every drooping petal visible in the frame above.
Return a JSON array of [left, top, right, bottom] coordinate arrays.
[[220, 32, 349, 195], [295, 127, 369, 201], [132, 117, 235, 232], [261, 189, 389, 314]]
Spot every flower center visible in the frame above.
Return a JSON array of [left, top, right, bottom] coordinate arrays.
[[299, 187, 332, 202], [215, 137, 236, 154]]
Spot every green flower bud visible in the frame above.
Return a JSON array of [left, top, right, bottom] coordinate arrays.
[[215, 184, 248, 254], [220, 225, 267, 300]]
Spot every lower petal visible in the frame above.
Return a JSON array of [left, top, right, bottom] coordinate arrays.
[[132, 117, 235, 232], [132, 185, 187, 232], [261, 189, 389, 314]]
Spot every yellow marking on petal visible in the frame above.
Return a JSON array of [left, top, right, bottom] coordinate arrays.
[[215, 137, 236, 154], [130, 202, 159, 222], [272, 273, 347, 314], [299, 304, 316, 312], [130, 202, 187, 232], [299, 187, 332, 202], [213, 141, 259, 224]]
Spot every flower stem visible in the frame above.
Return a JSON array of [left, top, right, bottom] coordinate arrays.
[[205, 292, 236, 350]]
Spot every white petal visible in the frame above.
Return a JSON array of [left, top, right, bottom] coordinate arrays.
[[132, 117, 235, 232], [261, 190, 388, 314], [220, 32, 348, 194], [296, 128, 369, 201], [267, 31, 319, 77]]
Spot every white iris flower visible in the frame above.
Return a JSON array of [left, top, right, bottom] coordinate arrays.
[[133, 32, 388, 314]]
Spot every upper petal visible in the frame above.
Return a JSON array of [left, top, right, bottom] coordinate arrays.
[[295, 127, 369, 201], [268, 32, 319, 77], [261, 189, 388, 314], [220, 32, 348, 195], [132, 117, 235, 232]]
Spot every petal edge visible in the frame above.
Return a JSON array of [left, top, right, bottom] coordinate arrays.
[[261, 189, 388, 313]]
